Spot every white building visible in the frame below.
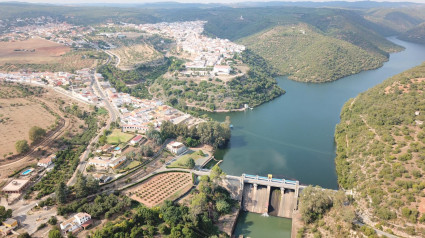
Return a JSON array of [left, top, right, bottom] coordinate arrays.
[[37, 154, 56, 168], [60, 212, 91, 233], [88, 156, 127, 169], [213, 65, 231, 75], [166, 141, 187, 155]]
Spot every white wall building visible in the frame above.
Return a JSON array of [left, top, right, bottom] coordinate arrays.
[[167, 141, 187, 155], [60, 213, 91, 233]]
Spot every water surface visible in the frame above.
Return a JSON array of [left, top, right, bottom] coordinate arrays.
[[233, 211, 292, 238], [210, 37, 425, 189]]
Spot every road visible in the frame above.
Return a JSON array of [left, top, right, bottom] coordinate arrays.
[[67, 70, 118, 186], [355, 213, 399, 238], [104, 50, 120, 68]]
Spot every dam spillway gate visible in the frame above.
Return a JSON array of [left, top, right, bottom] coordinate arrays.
[[240, 174, 300, 219]]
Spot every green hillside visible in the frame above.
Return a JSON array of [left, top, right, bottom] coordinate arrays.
[[335, 63, 425, 236], [202, 7, 403, 82], [365, 7, 425, 34], [239, 24, 389, 82], [399, 23, 425, 45]]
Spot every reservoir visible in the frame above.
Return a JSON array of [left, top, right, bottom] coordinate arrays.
[[209, 38, 425, 237], [211, 37, 425, 189]]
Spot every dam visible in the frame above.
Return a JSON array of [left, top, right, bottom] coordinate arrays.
[[240, 174, 300, 218]]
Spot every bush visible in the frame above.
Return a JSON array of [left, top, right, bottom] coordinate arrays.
[[29, 126, 46, 142], [48, 216, 57, 225], [15, 140, 29, 154]]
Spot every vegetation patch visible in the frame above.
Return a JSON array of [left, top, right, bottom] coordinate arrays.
[[335, 62, 425, 236], [168, 150, 206, 169], [106, 129, 134, 144], [126, 172, 193, 207]]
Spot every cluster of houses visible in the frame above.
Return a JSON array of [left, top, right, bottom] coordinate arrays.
[[106, 21, 244, 76], [0, 68, 99, 104], [0, 18, 91, 48], [101, 84, 193, 133]]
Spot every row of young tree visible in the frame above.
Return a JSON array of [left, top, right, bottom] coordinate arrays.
[[90, 166, 234, 238]]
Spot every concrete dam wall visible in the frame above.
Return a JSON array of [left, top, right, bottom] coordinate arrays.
[[242, 184, 295, 218]]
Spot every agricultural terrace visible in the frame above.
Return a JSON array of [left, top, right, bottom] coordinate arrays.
[[106, 129, 134, 144], [126, 172, 193, 207], [168, 150, 208, 169], [111, 43, 162, 70]]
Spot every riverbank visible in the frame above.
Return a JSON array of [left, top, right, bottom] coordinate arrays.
[[209, 37, 425, 236]]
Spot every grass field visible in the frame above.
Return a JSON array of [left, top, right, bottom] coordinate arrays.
[[169, 150, 206, 169], [106, 129, 133, 144]]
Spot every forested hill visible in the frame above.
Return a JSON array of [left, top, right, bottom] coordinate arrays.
[[201, 7, 403, 82], [399, 23, 425, 45], [0, 2, 416, 82], [335, 63, 425, 237]]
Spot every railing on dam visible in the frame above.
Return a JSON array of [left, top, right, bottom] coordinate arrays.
[[243, 174, 299, 187]]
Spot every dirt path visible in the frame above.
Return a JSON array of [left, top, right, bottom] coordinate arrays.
[[359, 115, 386, 145], [0, 94, 75, 178]]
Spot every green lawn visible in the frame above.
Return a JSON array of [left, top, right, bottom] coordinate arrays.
[[96, 107, 108, 115], [107, 129, 134, 144], [125, 160, 141, 170], [168, 150, 207, 169]]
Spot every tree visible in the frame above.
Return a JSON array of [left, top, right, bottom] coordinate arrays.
[[74, 172, 88, 198], [48, 229, 62, 238], [185, 158, 195, 169], [0, 206, 12, 222], [56, 182, 68, 204], [210, 164, 225, 184], [216, 200, 231, 214], [29, 126, 46, 142], [18, 233, 31, 238], [299, 186, 333, 223], [15, 140, 29, 154], [48, 216, 57, 225]]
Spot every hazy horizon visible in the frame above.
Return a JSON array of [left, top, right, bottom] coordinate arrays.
[[0, 0, 424, 4]]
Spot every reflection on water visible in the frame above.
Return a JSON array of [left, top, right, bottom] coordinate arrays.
[[209, 37, 425, 189], [234, 211, 292, 238]]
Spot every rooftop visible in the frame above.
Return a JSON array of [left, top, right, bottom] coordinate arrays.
[[2, 179, 29, 192]]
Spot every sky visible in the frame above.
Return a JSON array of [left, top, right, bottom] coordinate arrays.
[[0, 0, 424, 4]]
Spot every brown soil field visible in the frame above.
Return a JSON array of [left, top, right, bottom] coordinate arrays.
[[0, 37, 70, 65], [0, 97, 56, 156], [126, 172, 192, 207], [0, 84, 90, 179]]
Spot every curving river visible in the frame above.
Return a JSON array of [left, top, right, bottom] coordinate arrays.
[[208, 37, 425, 237]]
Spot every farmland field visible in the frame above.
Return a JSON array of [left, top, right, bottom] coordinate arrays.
[[0, 37, 100, 72], [0, 97, 56, 156], [106, 129, 134, 144], [0, 83, 92, 179], [126, 172, 193, 207], [0, 37, 70, 65]]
